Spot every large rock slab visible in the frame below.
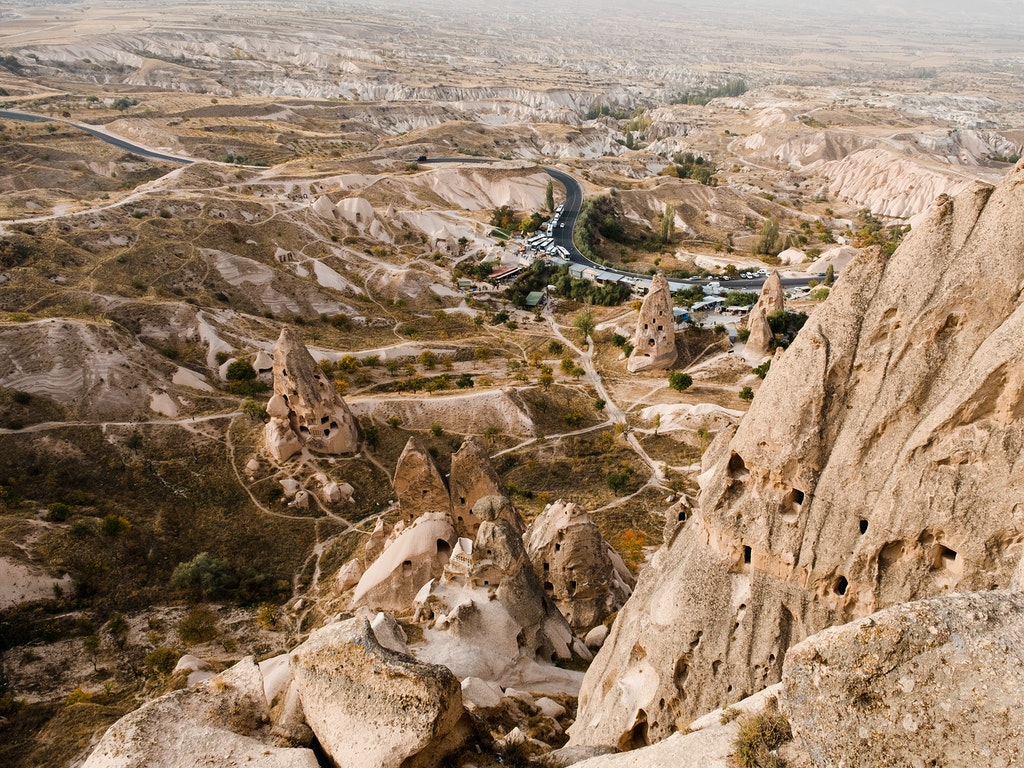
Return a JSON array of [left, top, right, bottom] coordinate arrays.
[[83, 657, 317, 768], [744, 269, 784, 357], [784, 590, 1024, 768], [290, 618, 469, 768]]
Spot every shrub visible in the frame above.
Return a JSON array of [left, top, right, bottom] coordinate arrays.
[[430, 423, 444, 437], [669, 372, 693, 392], [65, 687, 93, 705], [606, 467, 634, 494], [733, 702, 792, 768], [171, 552, 231, 600], [241, 399, 269, 422], [47, 501, 73, 522], [739, 386, 755, 401], [753, 360, 771, 379], [12, 390, 31, 405], [215, 350, 232, 365], [594, 398, 606, 411], [145, 646, 181, 677], [226, 360, 256, 381], [177, 606, 219, 645], [101, 514, 131, 537]]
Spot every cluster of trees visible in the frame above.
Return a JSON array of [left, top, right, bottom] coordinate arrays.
[[170, 551, 286, 603], [585, 102, 634, 120], [504, 262, 631, 308], [661, 152, 717, 185], [852, 210, 907, 256], [767, 310, 809, 349], [669, 79, 747, 106], [490, 205, 545, 235]]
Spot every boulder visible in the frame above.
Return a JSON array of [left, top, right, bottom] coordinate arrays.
[[524, 499, 634, 632], [461, 676, 504, 711], [290, 618, 469, 768], [627, 273, 677, 373], [784, 591, 1024, 768], [570, 170, 1024, 750], [82, 657, 318, 768]]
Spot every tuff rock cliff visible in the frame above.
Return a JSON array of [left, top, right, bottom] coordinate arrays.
[[569, 163, 1024, 750]]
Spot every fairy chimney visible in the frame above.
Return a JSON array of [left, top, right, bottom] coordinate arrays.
[[627, 273, 677, 372]]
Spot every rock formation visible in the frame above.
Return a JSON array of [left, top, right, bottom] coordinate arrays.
[[569, 167, 1024, 751], [290, 618, 470, 768], [744, 269, 784, 357], [524, 499, 634, 632], [82, 657, 318, 768], [263, 327, 359, 461], [627, 273, 677, 372], [449, 436, 513, 536], [784, 590, 1024, 767], [412, 495, 580, 679], [394, 436, 451, 527]]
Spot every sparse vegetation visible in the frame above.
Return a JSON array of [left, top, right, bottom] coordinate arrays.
[[732, 700, 792, 768]]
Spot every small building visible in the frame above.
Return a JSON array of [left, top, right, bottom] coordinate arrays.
[[525, 291, 546, 308], [457, 278, 474, 291], [488, 265, 523, 284]]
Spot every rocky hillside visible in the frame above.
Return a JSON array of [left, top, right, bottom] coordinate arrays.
[[569, 160, 1024, 749]]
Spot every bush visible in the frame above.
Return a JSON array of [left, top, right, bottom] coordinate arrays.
[[101, 514, 131, 537], [739, 386, 755, 401], [145, 646, 181, 677], [171, 552, 231, 600], [12, 390, 31, 405], [733, 702, 792, 768], [752, 360, 771, 379], [47, 502, 73, 522], [225, 360, 257, 381], [668, 372, 693, 392], [177, 606, 219, 645]]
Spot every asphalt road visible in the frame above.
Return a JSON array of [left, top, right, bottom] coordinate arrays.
[[0, 108, 195, 164]]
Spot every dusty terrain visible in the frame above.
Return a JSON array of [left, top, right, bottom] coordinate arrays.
[[0, 0, 1022, 765]]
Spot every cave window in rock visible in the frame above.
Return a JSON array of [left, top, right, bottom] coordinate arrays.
[[568, 580, 577, 595], [657, 325, 663, 332], [555, 543, 561, 552], [543, 562, 550, 572], [620, 710, 649, 752], [931, 544, 959, 572], [728, 452, 749, 481], [834, 576, 849, 596], [436, 539, 451, 555], [678, 510, 687, 522], [860, 519, 869, 535], [743, 545, 752, 565], [459, 496, 466, 506], [648, 338, 656, 347], [402, 560, 412, 575], [321, 415, 329, 425], [543, 581, 553, 592]]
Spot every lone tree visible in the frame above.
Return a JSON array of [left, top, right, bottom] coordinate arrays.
[[545, 180, 555, 212], [668, 372, 693, 392], [661, 203, 675, 244], [573, 310, 596, 341]]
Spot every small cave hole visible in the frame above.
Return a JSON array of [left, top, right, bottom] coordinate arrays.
[[678, 510, 687, 522], [568, 580, 577, 595], [543, 581, 554, 592], [834, 576, 849, 596], [543, 562, 550, 572], [728, 452, 750, 480], [860, 519, 869, 535], [743, 545, 752, 565], [436, 539, 451, 554]]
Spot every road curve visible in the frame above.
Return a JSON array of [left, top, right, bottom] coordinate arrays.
[[420, 156, 815, 290]]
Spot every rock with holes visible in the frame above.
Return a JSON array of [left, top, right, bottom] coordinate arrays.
[[393, 436, 451, 527], [263, 327, 359, 461], [570, 168, 1024, 751], [350, 510, 456, 612], [290, 618, 471, 768], [627, 273, 677, 373], [82, 657, 318, 768], [784, 590, 1024, 767], [449, 436, 512, 537], [524, 499, 634, 633], [744, 270, 785, 357]]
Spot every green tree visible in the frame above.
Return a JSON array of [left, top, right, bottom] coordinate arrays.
[[668, 372, 693, 392], [661, 203, 675, 243], [226, 360, 257, 381], [545, 180, 554, 212], [824, 264, 835, 286], [739, 386, 755, 401], [171, 552, 231, 600], [573, 310, 596, 341], [106, 613, 129, 650], [757, 218, 782, 256]]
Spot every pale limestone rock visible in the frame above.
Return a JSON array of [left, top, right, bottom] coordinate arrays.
[[784, 591, 1024, 768], [335, 559, 363, 591], [584, 624, 609, 650], [82, 657, 318, 768], [628, 273, 677, 372], [524, 499, 634, 632], [570, 169, 1024, 751], [535, 697, 566, 719], [744, 269, 785, 357], [394, 436, 451, 526], [290, 490, 310, 509], [351, 510, 456, 611], [322, 480, 354, 503], [448, 436, 507, 537], [172, 654, 214, 686], [368, 610, 409, 654], [461, 677, 504, 711], [263, 327, 358, 461], [290, 618, 469, 768]]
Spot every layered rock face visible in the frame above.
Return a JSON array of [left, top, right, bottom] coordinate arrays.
[[744, 269, 784, 357], [524, 499, 635, 632], [628, 273, 677, 372], [784, 590, 1024, 767], [264, 327, 359, 461], [570, 165, 1024, 749]]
